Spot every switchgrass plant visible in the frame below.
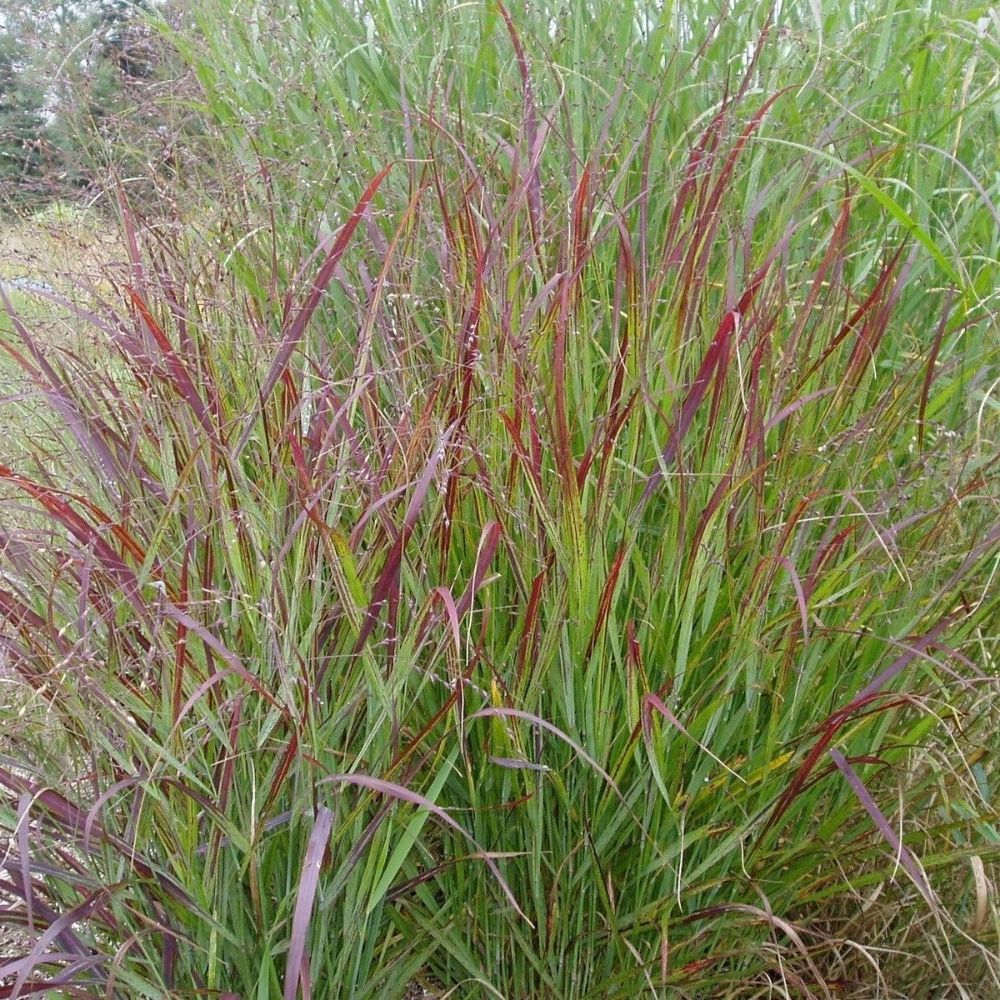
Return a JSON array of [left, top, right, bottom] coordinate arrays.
[[1, 1, 999, 997]]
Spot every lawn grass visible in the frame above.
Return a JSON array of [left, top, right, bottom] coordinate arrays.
[[1, 2, 998, 998], [0, 204, 129, 496]]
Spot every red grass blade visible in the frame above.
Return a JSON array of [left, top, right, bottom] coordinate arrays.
[[584, 543, 627, 662], [918, 291, 956, 450], [237, 164, 394, 455], [515, 568, 548, 681], [640, 272, 768, 506], [356, 423, 455, 649], [125, 289, 214, 435], [455, 521, 503, 619]]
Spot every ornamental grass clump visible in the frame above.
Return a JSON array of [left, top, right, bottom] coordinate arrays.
[[1, 1, 999, 997]]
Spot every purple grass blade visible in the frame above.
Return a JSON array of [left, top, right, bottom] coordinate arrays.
[[17, 794, 34, 935], [762, 388, 835, 434], [0, 876, 88, 959], [126, 290, 215, 436], [0, 467, 151, 623], [940, 521, 1000, 595], [0, 286, 132, 491], [115, 180, 146, 296], [916, 295, 955, 451], [829, 749, 936, 906], [0, 769, 194, 908], [467, 708, 620, 797], [159, 599, 281, 709], [0, 888, 111, 996], [643, 694, 744, 781], [0, 590, 69, 658], [283, 806, 334, 1000], [854, 618, 954, 703], [775, 556, 810, 639], [640, 269, 769, 508], [0, 970, 106, 998], [320, 774, 530, 925], [488, 758, 551, 773], [0, 955, 107, 997], [639, 310, 737, 504]]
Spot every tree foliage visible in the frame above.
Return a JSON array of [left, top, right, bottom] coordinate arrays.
[[0, 0, 174, 208], [0, 27, 48, 203]]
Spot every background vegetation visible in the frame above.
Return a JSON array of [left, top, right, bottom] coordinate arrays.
[[0, 0, 198, 209], [1, 1, 998, 997]]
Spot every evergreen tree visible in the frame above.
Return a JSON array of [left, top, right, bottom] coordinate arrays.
[[0, 29, 47, 203], [0, 1, 200, 209], [95, 0, 155, 80]]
